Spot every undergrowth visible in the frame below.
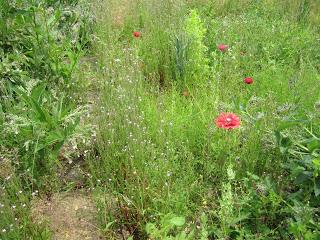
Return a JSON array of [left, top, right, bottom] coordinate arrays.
[[1, 0, 93, 238], [1, 0, 320, 239], [90, 0, 320, 239]]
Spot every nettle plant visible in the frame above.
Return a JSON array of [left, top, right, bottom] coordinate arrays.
[[275, 119, 320, 238], [146, 214, 197, 240], [0, 0, 92, 186], [3, 84, 87, 184], [0, 0, 93, 102], [275, 120, 320, 201]]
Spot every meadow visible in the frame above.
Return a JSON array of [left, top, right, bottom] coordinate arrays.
[[1, 0, 320, 239]]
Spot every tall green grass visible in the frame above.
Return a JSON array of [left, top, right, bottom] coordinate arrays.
[[90, 0, 320, 239], [1, 0, 320, 239]]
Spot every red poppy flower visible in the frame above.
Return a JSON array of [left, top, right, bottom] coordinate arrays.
[[218, 44, 228, 52], [244, 77, 253, 84], [133, 31, 141, 38], [215, 113, 240, 129]]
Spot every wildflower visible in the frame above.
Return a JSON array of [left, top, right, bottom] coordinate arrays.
[[244, 77, 253, 84], [31, 191, 38, 197], [218, 44, 228, 52], [215, 113, 240, 129], [133, 31, 141, 38]]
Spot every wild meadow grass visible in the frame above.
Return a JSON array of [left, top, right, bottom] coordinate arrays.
[[90, 0, 320, 239], [1, 0, 320, 239]]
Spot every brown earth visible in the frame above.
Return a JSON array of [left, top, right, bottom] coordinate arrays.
[[31, 191, 102, 240]]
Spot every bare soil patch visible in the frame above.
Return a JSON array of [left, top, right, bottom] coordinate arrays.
[[31, 191, 101, 240]]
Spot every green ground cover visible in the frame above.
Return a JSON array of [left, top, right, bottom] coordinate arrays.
[[1, 0, 319, 239]]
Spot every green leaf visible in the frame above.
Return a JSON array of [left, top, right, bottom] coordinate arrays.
[[274, 130, 292, 154], [29, 97, 52, 124], [169, 216, 185, 227], [200, 213, 207, 224], [14, 87, 52, 125], [277, 120, 303, 131], [64, 116, 80, 137], [146, 223, 158, 234], [31, 83, 46, 102], [314, 177, 320, 197], [281, 136, 292, 147], [274, 130, 281, 145], [295, 171, 312, 184], [14, 87, 32, 105], [230, 213, 251, 226], [103, 221, 115, 231], [48, 9, 61, 27], [313, 159, 320, 172], [35, 130, 64, 152], [247, 172, 260, 180], [307, 139, 320, 153]]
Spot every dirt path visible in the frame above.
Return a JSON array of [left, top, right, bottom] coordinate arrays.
[[30, 1, 136, 239], [32, 191, 101, 240]]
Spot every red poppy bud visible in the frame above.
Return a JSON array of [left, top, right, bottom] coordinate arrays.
[[218, 44, 228, 52], [133, 31, 141, 38], [244, 77, 253, 84]]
